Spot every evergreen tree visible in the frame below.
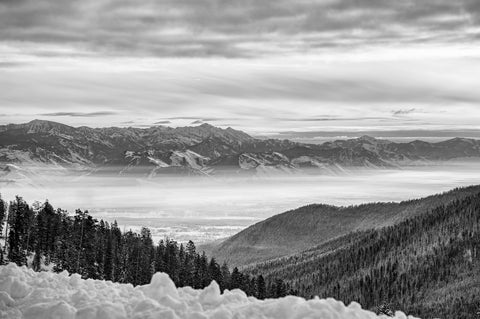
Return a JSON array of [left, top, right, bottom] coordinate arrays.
[[110, 221, 122, 282], [138, 227, 155, 284], [104, 223, 114, 281], [230, 267, 242, 289], [208, 257, 222, 287], [220, 262, 231, 291], [186, 240, 196, 256], [7, 196, 33, 265], [178, 244, 188, 286], [257, 275, 266, 299], [0, 195, 6, 264], [155, 239, 166, 273], [199, 252, 209, 287], [0, 195, 6, 237]]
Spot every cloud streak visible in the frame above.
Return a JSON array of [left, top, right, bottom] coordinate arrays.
[[1, 56, 479, 133], [0, 0, 479, 58], [39, 111, 117, 117], [393, 108, 416, 116]]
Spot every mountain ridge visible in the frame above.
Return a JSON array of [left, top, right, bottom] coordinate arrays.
[[2, 120, 480, 179], [243, 185, 480, 318], [203, 185, 480, 267]]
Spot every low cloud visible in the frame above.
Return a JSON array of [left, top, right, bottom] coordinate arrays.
[[163, 117, 233, 122], [393, 108, 416, 116], [2, 54, 479, 133], [280, 116, 392, 122], [0, 61, 30, 68], [39, 111, 117, 117]]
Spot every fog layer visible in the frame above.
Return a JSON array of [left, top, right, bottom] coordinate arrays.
[[2, 161, 480, 243]]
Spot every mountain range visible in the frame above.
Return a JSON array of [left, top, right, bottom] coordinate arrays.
[[2, 120, 480, 181]]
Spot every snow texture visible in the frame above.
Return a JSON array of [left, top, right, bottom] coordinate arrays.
[[0, 264, 418, 319]]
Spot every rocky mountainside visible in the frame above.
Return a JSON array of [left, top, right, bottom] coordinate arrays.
[[1, 120, 480, 178], [204, 185, 480, 267]]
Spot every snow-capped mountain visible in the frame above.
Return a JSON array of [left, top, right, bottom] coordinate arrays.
[[1, 120, 480, 179]]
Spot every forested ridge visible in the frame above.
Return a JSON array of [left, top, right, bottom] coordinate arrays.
[[208, 185, 480, 266], [247, 190, 480, 318], [0, 195, 291, 299]]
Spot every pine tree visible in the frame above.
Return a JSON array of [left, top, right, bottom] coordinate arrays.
[[0, 195, 6, 237], [257, 275, 266, 299], [165, 239, 179, 283], [104, 224, 114, 281], [200, 252, 209, 287], [155, 239, 166, 273], [0, 196, 6, 264], [83, 214, 97, 277], [231, 267, 242, 289], [110, 221, 122, 282], [220, 262, 231, 291], [32, 245, 42, 271], [7, 196, 32, 265], [186, 240, 196, 256], [208, 257, 222, 287], [138, 227, 154, 284], [178, 244, 188, 286]]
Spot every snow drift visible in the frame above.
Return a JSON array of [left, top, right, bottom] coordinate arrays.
[[0, 264, 418, 319]]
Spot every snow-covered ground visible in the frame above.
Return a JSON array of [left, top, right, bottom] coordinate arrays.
[[0, 264, 417, 319]]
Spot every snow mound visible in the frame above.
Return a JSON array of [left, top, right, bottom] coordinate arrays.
[[0, 264, 418, 319]]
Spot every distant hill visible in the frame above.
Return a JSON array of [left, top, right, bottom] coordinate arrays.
[[2, 120, 480, 179], [244, 186, 480, 319], [204, 185, 480, 267]]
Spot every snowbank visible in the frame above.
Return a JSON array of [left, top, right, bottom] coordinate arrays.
[[0, 264, 418, 319]]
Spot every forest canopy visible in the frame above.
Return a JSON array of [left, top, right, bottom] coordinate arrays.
[[0, 195, 291, 299]]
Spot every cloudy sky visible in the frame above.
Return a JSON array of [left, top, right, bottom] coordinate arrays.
[[1, 0, 480, 136]]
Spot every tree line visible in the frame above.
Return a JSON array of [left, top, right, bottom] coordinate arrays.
[[0, 195, 293, 299]]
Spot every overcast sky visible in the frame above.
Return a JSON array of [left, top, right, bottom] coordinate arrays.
[[1, 0, 480, 135]]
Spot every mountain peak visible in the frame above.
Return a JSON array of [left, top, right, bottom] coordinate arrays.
[[27, 119, 72, 127], [24, 119, 74, 133], [357, 135, 377, 142], [29, 119, 53, 124]]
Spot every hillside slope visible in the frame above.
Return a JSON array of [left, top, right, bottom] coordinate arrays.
[[246, 189, 480, 319], [206, 185, 480, 266]]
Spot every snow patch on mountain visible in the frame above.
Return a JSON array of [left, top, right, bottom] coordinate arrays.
[[147, 156, 169, 168], [0, 264, 417, 319], [170, 150, 210, 170], [238, 152, 294, 170]]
